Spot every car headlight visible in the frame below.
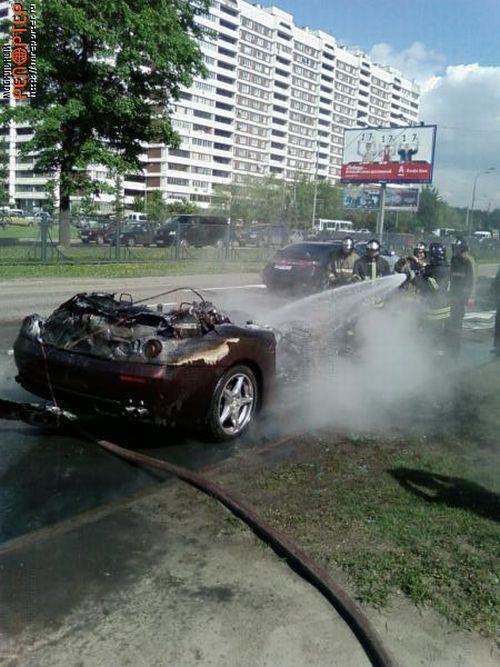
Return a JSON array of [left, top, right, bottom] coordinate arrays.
[[142, 338, 163, 359], [21, 314, 43, 339]]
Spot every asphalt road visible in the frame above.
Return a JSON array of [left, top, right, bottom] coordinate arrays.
[[0, 270, 496, 546], [0, 278, 289, 545]]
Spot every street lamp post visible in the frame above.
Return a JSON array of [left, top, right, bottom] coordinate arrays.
[[466, 167, 495, 235]]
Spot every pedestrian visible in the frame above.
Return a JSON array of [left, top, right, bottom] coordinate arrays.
[[447, 239, 477, 352], [414, 241, 451, 351], [328, 236, 360, 286], [352, 239, 391, 280]]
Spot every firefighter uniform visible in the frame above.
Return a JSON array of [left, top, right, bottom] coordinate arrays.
[[329, 249, 360, 286], [352, 254, 391, 280], [448, 244, 477, 352], [414, 248, 451, 347]]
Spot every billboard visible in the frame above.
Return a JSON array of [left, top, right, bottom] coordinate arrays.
[[343, 184, 420, 210], [341, 125, 436, 184]]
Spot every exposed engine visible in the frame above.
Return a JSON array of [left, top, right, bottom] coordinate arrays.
[[21, 291, 231, 362]]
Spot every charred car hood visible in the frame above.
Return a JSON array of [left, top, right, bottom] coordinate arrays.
[[18, 292, 275, 366]]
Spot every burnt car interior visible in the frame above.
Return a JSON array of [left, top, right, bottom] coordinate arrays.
[[33, 289, 232, 359]]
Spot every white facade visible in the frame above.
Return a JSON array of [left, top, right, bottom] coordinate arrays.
[[153, 1, 420, 206], [1, 0, 420, 211]]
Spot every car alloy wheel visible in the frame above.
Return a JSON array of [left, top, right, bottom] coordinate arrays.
[[209, 365, 258, 440], [127, 237, 136, 247]]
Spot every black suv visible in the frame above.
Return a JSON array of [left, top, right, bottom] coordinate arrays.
[[78, 219, 114, 245], [107, 222, 158, 247], [154, 215, 229, 248]]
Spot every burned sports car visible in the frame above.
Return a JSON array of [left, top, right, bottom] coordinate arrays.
[[13, 290, 277, 440]]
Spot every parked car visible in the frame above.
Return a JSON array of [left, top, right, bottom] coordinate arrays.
[[2, 208, 32, 226], [107, 221, 159, 247], [78, 219, 114, 244], [239, 224, 290, 248], [262, 241, 342, 293], [13, 291, 277, 440], [354, 242, 400, 271], [124, 211, 150, 223], [153, 215, 229, 248]]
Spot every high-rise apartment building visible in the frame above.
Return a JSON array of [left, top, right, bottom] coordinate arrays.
[[1, 1, 420, 212], [149, 1, 420, 206]]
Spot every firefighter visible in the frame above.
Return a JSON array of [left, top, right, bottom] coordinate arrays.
[[394, 242, 427, 285], [352, 239, 391, 280], [413, 242, 428, 269], [447, 239, 477, 352], [328, 236, 360, 286], [414, 241, 451, 349]]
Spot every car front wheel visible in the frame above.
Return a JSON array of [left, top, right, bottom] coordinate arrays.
[[207, 365, 258, 440]]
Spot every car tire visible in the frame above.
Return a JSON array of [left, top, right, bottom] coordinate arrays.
[[207, 365, 258, 441], [127, 237, 136, 247], [96, 236, 104, 246]]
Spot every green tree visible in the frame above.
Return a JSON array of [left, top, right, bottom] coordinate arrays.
[[44, 179, 57, 215], [414, 186, 443, 232], [0, 0, 209, 246], [165, 200, 199, 215], [145, 191, 167, 222]]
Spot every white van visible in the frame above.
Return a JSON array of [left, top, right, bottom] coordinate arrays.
[[473, 230, 492, 240], [314, 219, 353, 233], [125, 211, 149, 223]]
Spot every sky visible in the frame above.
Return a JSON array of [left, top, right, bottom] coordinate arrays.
[[269, 0, 500, 211]]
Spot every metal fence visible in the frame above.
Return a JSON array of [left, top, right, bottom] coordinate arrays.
[[1, 220, 499, 266]]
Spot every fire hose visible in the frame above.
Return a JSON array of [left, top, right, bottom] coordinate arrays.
[[0, 397, 399, 667]]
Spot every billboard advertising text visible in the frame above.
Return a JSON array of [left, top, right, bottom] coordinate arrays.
[[341, 125, 436, 184], [343, 184, 420, 210]]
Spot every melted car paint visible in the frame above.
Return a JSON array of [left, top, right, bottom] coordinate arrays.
[[169, 338, 241, 366]]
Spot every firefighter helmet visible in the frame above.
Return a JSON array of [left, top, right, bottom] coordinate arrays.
[[428, 242, 446, 263], [342, 236, 354, 252], [452, 238, 469, 254], [413, 241, 427, 257], [366, 239, 380, 254]]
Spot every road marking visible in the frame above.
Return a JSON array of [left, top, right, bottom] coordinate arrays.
[[204, 284, 266, 291]]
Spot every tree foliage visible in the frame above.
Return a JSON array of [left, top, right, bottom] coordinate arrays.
[[0, 0, 209, 245], [211, 174, 360, 228]]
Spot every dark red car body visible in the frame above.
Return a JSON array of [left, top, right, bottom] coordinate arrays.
[[13, 293, 277, 439]]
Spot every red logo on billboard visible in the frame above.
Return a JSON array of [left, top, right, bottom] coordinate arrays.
[[341, 161, 432, 183]]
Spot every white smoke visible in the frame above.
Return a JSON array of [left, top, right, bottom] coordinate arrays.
[[261, 276, 453, 438]]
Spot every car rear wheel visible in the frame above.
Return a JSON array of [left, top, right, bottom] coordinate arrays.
[[127, 236, 136, 247], [96, 235, 104, 246], [207, 365, 258, 440]]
